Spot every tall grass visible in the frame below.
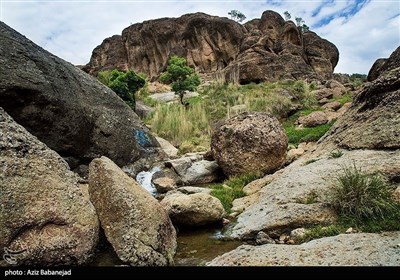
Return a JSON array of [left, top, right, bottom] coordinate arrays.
[[329, 165, 400, 222], [149, 102, 211, 151]]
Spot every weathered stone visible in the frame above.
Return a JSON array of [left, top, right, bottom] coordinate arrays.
[[165, 156, 222, 185], [84, 11, 338, 82], [161, 192, 225, 226], [255, 232, 276, 245], [290, 228, 306, 242], [135, 101, 154, 119], [229, 149, 399, 240], [156, 137, 179, 159], [153, 177, 177, 193], [312, 88, 334, 100], [176, 186, 212, 195], [211, 112, 287, 177], [231, 193, 261, 214], [297, 111, 328, 127], [0, 22, 161, 168], [286, 148, 305, 164], [322, 101, 341, 111], [367, 46, 400, 82], [88, 156, 176, 266], [322, 67, 400, 149], [0, 108, 99, 266], [208, 232, 400, 266]]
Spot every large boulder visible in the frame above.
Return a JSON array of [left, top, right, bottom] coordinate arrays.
[[161, 192, 225, 227], [0, 22, 161, 169], [84, 11, 338, 82], [88, 156, 176, 266], [208, 232, 400, 266], [165, 155, 222, 185], [367, 46, 400, 82], [229, 149, 399, 240], [321, 68, 400, 149], [0, 108, 99, 266], [211, 112, 288, 177]]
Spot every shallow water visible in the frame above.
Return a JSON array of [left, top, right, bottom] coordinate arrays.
[[90, 227, 241, 266]]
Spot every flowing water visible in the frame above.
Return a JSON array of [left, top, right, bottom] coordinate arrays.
[[135, 166, 161, 195]]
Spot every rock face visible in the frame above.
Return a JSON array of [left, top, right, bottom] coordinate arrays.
[[161, 192, 225, 226], [367, 46, 400, 81], [0, 108, 99, 266], [297, 111, 328, 127], [322, 48, 400, 149], [208, 232, 400, 266], [229, 149, 399, 239], [0, 22, 161, 168], [88, 156, 176, 266], [84, 11, 338, 83], [211, 112, 288, 177]]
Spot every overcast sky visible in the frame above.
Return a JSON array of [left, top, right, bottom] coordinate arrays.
[[1, 0, 399, 74]]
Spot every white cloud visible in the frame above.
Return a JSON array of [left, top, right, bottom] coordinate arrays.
[[2, 0, 399, 73]]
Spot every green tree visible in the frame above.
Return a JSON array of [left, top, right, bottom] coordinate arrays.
[[97, 69, 145, 110], [283, 11, 291, 21], [160, 56, 200, 106], [295, 17, 305, 27], [228, 10, 246, 22]]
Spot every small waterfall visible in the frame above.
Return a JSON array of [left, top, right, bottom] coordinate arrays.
[[136, 166, 161, 195]]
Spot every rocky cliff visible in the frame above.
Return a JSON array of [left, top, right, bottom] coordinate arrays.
[[0, 21, 162, 169], [84, 11, 339, 83]]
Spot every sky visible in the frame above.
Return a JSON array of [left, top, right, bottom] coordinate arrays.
[[1, 0, 399, 74]]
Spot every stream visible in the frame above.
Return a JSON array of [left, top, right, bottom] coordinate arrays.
[[90, 168, 241, 266]]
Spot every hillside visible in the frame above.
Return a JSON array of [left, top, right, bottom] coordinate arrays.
[[83, 10, 338, 84]]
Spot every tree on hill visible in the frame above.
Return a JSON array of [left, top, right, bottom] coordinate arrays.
[[160, 56, 200, 106], [98, 69, 145, 110], [283, 11, 291, 21], [228, 10, 246, 22]]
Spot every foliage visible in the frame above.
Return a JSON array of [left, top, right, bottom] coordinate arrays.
[[98, 69, 145, 109], [228, 10, 246, 22], [297, 224, 346, 244], [147, 102, 210, 151], [283, 11, 291, 21], [210, 173, 260, 212], [284, 122, 333, 146], [328, 164, 400, 222], [160, 56, 200, 105]]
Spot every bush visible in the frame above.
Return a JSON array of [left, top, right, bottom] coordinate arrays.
[[98, 69, 145, 109], [329, 164, 400, 222], [160, 56, 200, 105]]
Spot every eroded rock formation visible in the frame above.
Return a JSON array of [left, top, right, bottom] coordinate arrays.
[[84, 11, 338, 83], [0, 22, 161, 169], [0, 108, 99, 266]]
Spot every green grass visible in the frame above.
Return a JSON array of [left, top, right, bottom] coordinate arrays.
[[333, 92, 353, 106], [284, 123, 333, 146], [147, 102, 211, 152], [297, 224, 347, 243], [210, 173, 260, 213], [329, 164, 400, 221]]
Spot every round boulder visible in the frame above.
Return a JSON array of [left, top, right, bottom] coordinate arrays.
[[211, 112, 288, 177], [161, 193, 225, 227]]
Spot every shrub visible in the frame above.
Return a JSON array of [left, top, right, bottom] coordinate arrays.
[[160, 56, 200, 105], [98, 69, 145, 109], [329, 164, 400, 222]]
